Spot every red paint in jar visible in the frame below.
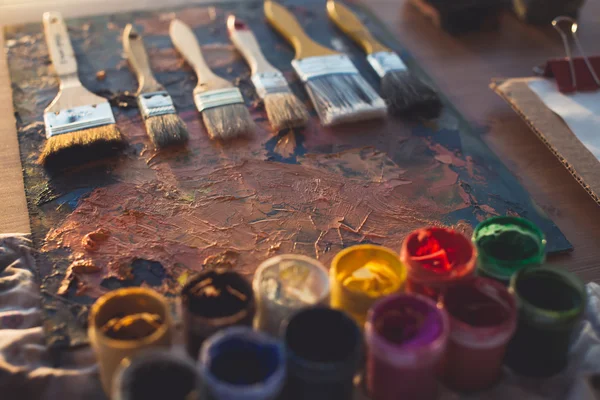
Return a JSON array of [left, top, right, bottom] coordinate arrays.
[[400, 227, 476, 300], [440, 277, 517, 392]]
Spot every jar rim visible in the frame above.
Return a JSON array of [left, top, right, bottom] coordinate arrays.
[[509, 266, 586, 325], [365, 293, 449, 365], [330, 244, 407, 296], [400, 227, 476, 283], [472, 216, 547, 277]]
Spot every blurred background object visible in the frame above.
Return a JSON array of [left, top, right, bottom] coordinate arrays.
[[409, 0, 508, 34], [513, 0, 585, 25]]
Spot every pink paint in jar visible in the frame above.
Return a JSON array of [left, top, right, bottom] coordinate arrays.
[[365, 293, 449, 400], [400, 227, 476, 300], [439, 277, 517, 392]]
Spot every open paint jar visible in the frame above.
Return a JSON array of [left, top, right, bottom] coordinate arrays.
[[283, 307, 362, 400], [199, 327, 286, 400], [505, 266, 586, 377], [400, 227, 476, 300], [330, 244, 407, 327], [440, 277, 517, 392], [253, 254, 330, 337], [365, 293, 449, 400], [88, 287, 174, 394], [472, 216, 546, 283], [181, 269, 255, 359], [112, 350, 201, 400]]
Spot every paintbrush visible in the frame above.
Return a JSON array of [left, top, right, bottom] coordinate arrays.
[[40, 12, 125, 169], [326, 1, 441, 117], [264, 1, 387, 126], [123, 24, 189, 148], [227, 15, 309, 131], [169, 19, 255, 140]]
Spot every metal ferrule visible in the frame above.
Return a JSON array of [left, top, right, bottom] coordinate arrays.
[[137, 91, 176, 119], [193, 87, 244, 112], [366, 51, 407, 78], [291, 54, 359, 82], [251, 72, 291, 99], [43, 102, 116, 138]]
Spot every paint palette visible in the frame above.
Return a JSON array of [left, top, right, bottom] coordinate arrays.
[[3, 0, 570, 347]]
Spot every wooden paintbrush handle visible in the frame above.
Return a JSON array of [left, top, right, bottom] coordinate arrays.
[[169, 19, 230, 91], [43, 12, 79, 78], [227, 15, 279, 75], [326, 0, 389, 55], [122, 24, 163, 94], [264, 1, 338, 60]]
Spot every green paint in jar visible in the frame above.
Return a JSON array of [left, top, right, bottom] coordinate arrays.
[[505, 266, 586, 377], [472, 216, 546, 283]]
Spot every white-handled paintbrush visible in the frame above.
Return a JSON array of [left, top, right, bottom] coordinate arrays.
[[327, 1, 440, 116], [40, 12, 125, 169], [170, 19, 255, 140], [264, 1, 387, 127], [123, 24, 189, 148], [227, 15, 309, 131]]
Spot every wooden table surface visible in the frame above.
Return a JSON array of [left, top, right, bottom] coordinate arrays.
[[1, 0, 600, 281]]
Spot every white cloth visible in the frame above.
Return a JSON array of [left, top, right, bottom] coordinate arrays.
[[0, 235, 103, 400], [528, 78, 600, 161]]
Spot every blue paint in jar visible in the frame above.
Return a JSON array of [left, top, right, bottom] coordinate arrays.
[[199, 327, 286, 400]]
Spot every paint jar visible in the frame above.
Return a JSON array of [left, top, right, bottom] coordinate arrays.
[[400, 227, 476, 300], [472, 216, 546, 283], [365, 293, 449, 400], [181, 269, 255, 359], [283, 307, 362, 400], [112, 350, 201, 400], [505, 266, 586, 377], [440, 277, 517, 392], [88, 287, 174, 394], [330, 244, 407, 327], [198, 326, 286, 400], [253, 254, 330, 337]]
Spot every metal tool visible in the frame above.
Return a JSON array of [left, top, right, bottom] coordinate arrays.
[[552, 16, 600, 89]]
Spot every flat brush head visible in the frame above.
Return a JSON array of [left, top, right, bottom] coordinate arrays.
[[367, 51, 441, 118], [138, 91, 189, 148], [38, 124, 125, 169], [381, 70, 441, 118], [263, 92, 310, 131], [145, 114, 189, 148], [304, 74, 387, 126], [293, 55, 387, 126], [202, 104, 255, 140]]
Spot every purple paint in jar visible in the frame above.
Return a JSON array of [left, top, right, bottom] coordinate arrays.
[[365, 293, 449, 400]]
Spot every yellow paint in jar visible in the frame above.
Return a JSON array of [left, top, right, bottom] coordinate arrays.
[[330, 245, 407, 328], [341, 260, 399, 296]]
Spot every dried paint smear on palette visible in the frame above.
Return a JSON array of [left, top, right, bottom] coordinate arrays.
[[4, 0, 570, 346]]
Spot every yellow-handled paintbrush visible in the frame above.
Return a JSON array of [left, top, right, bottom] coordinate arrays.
[[264, 1, 387, 126], [327, 1, 440, 116]]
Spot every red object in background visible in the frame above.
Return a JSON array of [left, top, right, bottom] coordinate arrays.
[[400, 227, 477, 300], [439, 277, 517, 392], [543, 56, 600, 93]]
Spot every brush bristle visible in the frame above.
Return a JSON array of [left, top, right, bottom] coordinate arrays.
[[304, 73, 387, 126], [145, 113, 189, 148], [202, 104, 255, 140], [380, 70, 441, 117], [263, 92, 310, 131], [38, 124, 125, 169]]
